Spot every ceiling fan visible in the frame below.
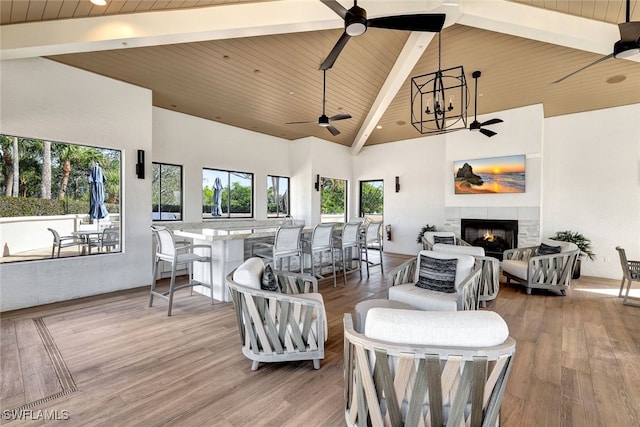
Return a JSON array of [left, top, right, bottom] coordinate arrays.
[[469, 71, 503, 138], [319, 0, 446, 70], [553, 0, 640, 84], [286, 69, 352, 136]]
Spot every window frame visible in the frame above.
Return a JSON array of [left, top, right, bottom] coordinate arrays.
[[152, 162, 183, 222], [359, 179, 384, 219], [266, 175, 290, 218], [202, 167, 254, 219]]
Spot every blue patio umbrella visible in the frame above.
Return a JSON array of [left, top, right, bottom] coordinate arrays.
[[88, 165, 109, 225], [212, 177, 223, 216]]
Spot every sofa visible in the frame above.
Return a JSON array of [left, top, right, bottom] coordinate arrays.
[[226, 257, 327, 370], [502, 238, 579, 295], [387, 250, 482, 311]]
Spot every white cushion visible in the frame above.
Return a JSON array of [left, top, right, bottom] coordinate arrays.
[[433, 243, 485, 257], [542, 238, 578, 253], [414, 250, 475, 288], [354, 299, 416, 332], [423, 231, 456, 246], [232, 257, 265, 289], [388, 284, 458, 311], [364, 308, 509, 347], [501, 259, 528, 280]]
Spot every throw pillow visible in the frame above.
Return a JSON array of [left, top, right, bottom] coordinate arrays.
[[261, 264, 279, 292], [538, 242, 562, 255], [433, 235, 455, 245], [416, 255, 458, 293]]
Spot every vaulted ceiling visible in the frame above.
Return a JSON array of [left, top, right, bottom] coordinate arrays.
[[1, 0, 639, 154]]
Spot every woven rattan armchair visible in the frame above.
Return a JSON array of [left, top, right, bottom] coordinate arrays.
[[343, 309, 516, 427], [421, 231, 470, 251], [226, 258, 326, 370]]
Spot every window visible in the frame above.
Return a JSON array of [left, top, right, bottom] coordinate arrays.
[[267, 175, 290, 218], [152, 162, 182, 221], [320, 177, 347, 224], [0, 134, 121, 263], [359, 179, 384, 222], [203, 168, 253, 219]]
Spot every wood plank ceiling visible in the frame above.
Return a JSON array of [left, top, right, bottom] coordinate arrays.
[[1, 0, 639, 148]]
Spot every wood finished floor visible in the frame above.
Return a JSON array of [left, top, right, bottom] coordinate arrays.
[[1, 253, 640, 426]]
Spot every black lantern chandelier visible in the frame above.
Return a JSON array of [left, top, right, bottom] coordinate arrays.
[[411, 33, 469, 135]]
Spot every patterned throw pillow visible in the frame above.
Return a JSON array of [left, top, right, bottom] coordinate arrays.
[[416, 255, 458, 293], [433, 235, 455, 245], [538, 242, 562, 255], [261, 264, 279, 292]]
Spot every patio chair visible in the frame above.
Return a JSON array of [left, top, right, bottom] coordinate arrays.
[[616, 246, 640, 307], [149, 225, 214, 316], [301, 223, 337, 287], [250, 224, 304, 272], [47, 227, 82, 258], [343, 309, 516, 427], [359, 220, 383, 277], [88, 227, 120, 253]]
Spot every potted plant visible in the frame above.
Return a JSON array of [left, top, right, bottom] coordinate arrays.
[[549, 230, 595, 279], [416, 224, 437, 244]]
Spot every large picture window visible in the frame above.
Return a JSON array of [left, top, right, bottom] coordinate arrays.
[[152, 163, 183, 221], [320, 177, 347, 224], [359, 179, 384, 222], [0, 134, 121, 263], [203, 168, 253, 219], [267, 175, 290, 218]]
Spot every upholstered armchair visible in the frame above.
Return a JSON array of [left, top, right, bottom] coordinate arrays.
[[421, 231, 470, 251], [387, 250, 482, 311], [343, 309, 516, 427], [502, 239, 579, 295], [226, 257, 327, 370], [432, 242, 500, 307]]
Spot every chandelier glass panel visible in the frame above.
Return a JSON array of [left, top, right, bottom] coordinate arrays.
[[411, 34, 469, 135]]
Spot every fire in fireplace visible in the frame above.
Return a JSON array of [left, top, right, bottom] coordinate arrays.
[[461, 219, 518, 260]]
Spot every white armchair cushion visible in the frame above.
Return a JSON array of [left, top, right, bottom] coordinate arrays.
[[232, 257, 265, 289], [388, 284, 458, 311], [433, 243, 485, 257], [414, 250, 475, 289], [542, 238, 578, 253], [365, 308, 509, 347], [501, 259, 528, 280]]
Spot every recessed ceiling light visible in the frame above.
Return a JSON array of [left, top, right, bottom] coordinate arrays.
[[376, 125, 383, 129], [606, 75, 626, 84], [289, 91, 294, 95], [396, 120, 406, 126], [90, 0, 107, 5], [223, 55, 230, 60], [254, 69, 261, 74]]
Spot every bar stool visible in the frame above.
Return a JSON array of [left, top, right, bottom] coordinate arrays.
[[301, 223, 337, 287], [360, 220, 384, 277], [149, 225, 214, 316], [334, 221, 363, 284], [250, 224, 304, 272]]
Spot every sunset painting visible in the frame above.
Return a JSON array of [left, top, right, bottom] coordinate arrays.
[[453, 155, 526, 194]]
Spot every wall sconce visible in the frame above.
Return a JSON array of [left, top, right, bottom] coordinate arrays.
[[314, 174, 320, 191], [136, 149, 145, 179], [395, 176, 400, 193]]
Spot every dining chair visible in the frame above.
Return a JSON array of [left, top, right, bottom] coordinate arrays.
[[250, 224, 304, 272], [301, 223, 337, 287], [149, 225, 215, 316], [333, 221, 363, 285], [47, 228, 82, 258], [90, 227, 120, 253], [359, 220, 384, 277], [616, 246, 640, 307]]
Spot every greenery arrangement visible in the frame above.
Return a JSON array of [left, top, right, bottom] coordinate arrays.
[[550, 230, 595, 261], [416, 224, 437, 244]]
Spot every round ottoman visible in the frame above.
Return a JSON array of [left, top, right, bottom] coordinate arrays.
[[354, 298, 416, 333]]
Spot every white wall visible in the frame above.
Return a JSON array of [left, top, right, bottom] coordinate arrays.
[[543, 104, 640, 279], [0, 58, 153, 311]]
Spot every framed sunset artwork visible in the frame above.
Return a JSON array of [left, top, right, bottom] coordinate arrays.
[[453, 155, 526, 194]]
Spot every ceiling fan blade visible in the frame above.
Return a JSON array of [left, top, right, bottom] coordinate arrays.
[[619, 21, 640, 42], [327, 125, 341, 136], [329, 113, 352, 121], [320, 31, 351, 70], [480, 118, 503, 127], [480, 128, 497, 138], [368, 13, 446, 32], [285, 120, 317, 125], [320, 0, 348, 19], [552, 53, 613, 84]]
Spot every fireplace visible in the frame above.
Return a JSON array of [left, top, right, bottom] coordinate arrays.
[[461, 219, 518, 260]]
